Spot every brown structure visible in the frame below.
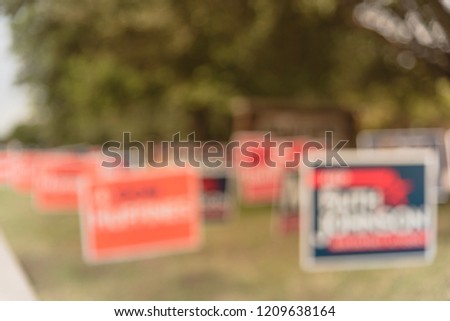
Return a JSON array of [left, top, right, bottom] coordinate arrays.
[[231, 97, 357, 147]]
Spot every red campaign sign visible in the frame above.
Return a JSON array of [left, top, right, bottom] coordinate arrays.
[[0, 152, 10, 185], [236, 167, 282, 204], [79, 167, 202, 263], [32, 153, 90, 212], [232, 132, 305, 204], [232, 132, 282, 204], [8, 151, 36, 193]]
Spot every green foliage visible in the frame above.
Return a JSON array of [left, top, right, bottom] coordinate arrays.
[[2, 0, 450, 145], [7, 122, 44, 146]]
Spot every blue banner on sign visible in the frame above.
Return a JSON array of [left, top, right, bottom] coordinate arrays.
[[312, 165, 425, 258]]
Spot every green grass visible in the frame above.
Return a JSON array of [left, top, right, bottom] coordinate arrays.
[[1, 187, 450, 300]]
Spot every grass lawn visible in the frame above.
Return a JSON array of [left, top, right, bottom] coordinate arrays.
[[0, 187, 449, 300]]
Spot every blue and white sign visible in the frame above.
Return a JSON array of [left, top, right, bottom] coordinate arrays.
[[300, 149, 438, 271]]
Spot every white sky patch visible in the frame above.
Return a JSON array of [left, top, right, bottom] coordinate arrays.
[[0, 16, 31, 139]]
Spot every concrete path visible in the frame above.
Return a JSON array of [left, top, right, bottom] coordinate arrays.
[[0, 229, 36, 300]]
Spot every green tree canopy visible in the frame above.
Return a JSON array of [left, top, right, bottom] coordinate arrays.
[[1, 0, 450, 145]]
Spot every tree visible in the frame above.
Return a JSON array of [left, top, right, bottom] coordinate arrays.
[[2, 0, 450, 145], [353, 0, 450, 76]]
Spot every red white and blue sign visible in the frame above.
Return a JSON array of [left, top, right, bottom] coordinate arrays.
[[201, 174, 231, 221], [300, 149, 438, 271]]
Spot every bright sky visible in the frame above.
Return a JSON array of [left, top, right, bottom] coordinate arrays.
[[0, 16, 31, 139]]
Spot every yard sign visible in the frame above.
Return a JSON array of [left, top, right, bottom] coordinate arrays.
[[300, 149, 438, 271], [79, 167, 202, 263]]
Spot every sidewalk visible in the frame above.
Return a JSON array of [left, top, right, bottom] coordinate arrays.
[[0, 229, 36, 300]]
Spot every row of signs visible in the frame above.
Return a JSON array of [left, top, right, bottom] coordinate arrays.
[[237, 128, 448, 235], [0, 127, 442, 270], [232, 129, 440, 270], [0, 150, 231, 263]]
